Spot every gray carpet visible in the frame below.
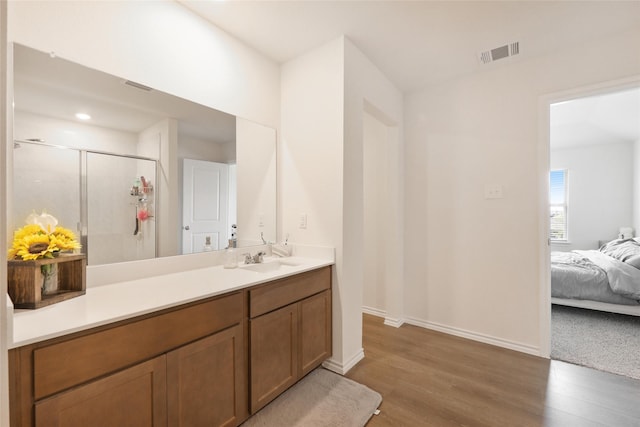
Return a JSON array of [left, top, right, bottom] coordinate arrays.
[[551, 305, 640, 379], [241, 368, 381, 427]]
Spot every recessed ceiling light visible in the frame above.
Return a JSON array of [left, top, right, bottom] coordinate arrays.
[[75, 112, 91, 121]]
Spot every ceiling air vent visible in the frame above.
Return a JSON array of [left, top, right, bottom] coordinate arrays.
[[478, 41, 520, 65], [124, 80, 153, 91]]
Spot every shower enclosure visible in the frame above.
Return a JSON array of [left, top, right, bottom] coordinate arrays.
[[13, 141, 157, 265]]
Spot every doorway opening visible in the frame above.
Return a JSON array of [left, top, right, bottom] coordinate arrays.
[[361, 101, 403, 327], [546, 82, 640, 378]]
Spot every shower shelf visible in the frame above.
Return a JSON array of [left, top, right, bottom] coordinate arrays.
[[129, 186, 153, 196]]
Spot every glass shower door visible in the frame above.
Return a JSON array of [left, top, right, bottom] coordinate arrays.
[[86, 152, 156, 265], [12, 142, 81, 236]]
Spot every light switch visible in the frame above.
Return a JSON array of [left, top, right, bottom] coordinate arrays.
[[258, 214, 265, 228], [299, 213, 308, 229], [484, 184, 504, 199]]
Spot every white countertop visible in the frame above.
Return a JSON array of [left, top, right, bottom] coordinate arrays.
[[10, 254, 333, 348]]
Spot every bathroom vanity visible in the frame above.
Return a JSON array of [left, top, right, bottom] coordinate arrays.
[[249, 267, 331, 413], [7, 256, 333, 427]]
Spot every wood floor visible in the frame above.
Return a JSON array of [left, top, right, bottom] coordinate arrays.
[[347, 314, 640, 427]]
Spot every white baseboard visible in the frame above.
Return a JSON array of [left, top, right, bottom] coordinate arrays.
[[404, 316, 540, 356], [361, 308, 540, 356], [362, 306, 404, 328], [362, 306, 386, 317], [322, 348, 365, 375], [383, 317, 404, 328]]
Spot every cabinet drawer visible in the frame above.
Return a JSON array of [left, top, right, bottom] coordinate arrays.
[[249, 267, 331, 318], [33, 292, 243, 400]]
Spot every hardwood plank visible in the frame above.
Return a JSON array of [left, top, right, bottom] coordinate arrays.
[[348, 314, 640, 427]]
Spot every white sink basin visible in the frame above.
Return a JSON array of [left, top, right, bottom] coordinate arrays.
[[239, 259, 301, 273]]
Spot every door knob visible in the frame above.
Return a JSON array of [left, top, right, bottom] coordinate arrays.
[[183, 225, 190, 230]]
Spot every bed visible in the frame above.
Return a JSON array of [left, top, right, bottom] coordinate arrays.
[[551, 238, 640, 316]]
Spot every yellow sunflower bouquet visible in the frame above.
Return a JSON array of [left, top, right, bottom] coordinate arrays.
[[8, 212, 81, 261]]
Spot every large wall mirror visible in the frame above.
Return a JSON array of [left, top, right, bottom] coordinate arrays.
[[11, 44, 276, 266]]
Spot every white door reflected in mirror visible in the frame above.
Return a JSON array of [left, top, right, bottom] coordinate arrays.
[[182, 159, 230, 254]]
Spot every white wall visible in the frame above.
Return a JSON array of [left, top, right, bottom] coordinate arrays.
[[236, 118, 277, 246], [14, 111, 139, 155], [551, 142, 634, 251], [404, 28, 640, 354], [344, 39, 404, 334], [281, 36, 403, 373], [280, 37, 346, 368], [178, 136, 235, 164]]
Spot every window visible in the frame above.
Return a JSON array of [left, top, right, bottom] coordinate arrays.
[[550, 169, 568, 241]]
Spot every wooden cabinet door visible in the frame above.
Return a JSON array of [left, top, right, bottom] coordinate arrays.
[[35, 356, 167, 427], [299, 290, 332, 376], [167, 324, 247, 427], [250, 303, 298, 413]]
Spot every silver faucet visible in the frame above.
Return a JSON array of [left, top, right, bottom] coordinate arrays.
[[253, 251, 265, 263], [243, 251, 265, 264]]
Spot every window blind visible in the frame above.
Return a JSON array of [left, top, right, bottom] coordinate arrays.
[[550, 169, 568, 241]]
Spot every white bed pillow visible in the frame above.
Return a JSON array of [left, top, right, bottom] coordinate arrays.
[[600, 239, 640, 271]]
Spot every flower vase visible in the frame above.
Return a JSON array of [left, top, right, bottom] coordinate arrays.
[[41, 263, 59, 295]]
